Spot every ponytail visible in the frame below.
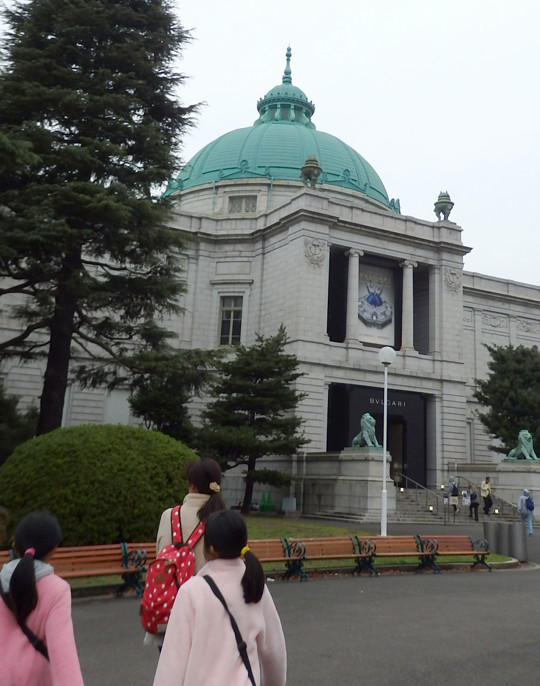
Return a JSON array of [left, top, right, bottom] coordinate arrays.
[[6, 512, 62, 625], [8, 552, 38, 625], [241, 549, 265, 604]]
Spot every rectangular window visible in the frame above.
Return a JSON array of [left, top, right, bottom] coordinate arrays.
[[229, 196, 257, 213], [219, 296, 243, 345]]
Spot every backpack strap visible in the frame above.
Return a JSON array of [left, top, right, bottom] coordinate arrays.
[[1, 591, 49, 662], [185, 521, 205, 548], [170, 505, 183, 546], [170, 506, 205, 548], [203, 575, 256, 686]]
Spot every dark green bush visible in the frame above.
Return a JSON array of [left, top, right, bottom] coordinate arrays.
[[0, 424, 195, 546]]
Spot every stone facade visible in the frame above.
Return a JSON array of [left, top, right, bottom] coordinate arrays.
[[4, 175, 540, 504]]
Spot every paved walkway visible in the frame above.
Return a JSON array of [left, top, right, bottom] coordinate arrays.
[[72, 519, 540, 685]]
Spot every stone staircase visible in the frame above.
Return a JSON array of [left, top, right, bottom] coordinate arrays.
[[393, 487, 519, 525], [310, 486, 520, 525]]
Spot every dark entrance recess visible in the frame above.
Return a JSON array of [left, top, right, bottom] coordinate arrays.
[[326, 383, 426, 486]]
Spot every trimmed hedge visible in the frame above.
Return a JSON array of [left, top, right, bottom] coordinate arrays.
[[0, 424, 195, 546]]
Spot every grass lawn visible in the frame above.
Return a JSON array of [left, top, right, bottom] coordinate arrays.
[[243, 515, 363, 540]]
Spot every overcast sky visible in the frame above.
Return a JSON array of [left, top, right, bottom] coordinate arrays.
[[175, 0, 540, 286]]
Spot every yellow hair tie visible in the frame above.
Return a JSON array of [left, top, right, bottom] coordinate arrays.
[[240, 545, 250, 558]]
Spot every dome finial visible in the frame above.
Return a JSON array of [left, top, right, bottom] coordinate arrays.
[[283, 46, 292, 85]]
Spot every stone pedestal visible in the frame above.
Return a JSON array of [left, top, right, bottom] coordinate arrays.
[[300, 447, 396, 518]]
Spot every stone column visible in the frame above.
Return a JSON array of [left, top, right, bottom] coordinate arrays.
[[345, 249, 363, 343], [429, 266, 440, 354], [400, 259, 417, 351]]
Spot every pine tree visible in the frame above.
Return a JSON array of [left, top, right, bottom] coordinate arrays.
[[474, 344, 540, 452], [199, 325, 309, 513], [0, 0, 197, 434], [128, 348, 222, 444]]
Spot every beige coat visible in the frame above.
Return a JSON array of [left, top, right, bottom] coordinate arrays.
[[156, 493, 210, 573]]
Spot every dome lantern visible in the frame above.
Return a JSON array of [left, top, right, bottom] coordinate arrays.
[[255, 46, 315, 128]]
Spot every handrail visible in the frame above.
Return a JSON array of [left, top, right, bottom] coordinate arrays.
[[395, 472, 445, 519]]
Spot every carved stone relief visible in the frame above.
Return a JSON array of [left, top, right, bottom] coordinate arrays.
[[443, 267, 461, 294], [482, 313, 508, 331], [304, 238, 327, 268], [516, 318, 540, 335]]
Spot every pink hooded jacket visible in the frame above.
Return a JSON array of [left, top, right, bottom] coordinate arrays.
[[0, 570, 85, 686]]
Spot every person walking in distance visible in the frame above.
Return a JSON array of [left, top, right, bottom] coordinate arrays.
[[468, 485, 480, 521], [481, 476, 493, 516], [517, 488, 534, 536]]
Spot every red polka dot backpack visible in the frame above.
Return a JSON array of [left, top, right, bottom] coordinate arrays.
[[140, 505, 205, 634]]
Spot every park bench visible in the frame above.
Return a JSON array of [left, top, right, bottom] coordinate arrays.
[[416, 534, 492, 573], [284, 535, 361, 581], [0, 542, 149, 597], [353, 535, 434, 576]]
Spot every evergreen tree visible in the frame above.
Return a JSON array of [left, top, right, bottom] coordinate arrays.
[[198, 325, 309, 513], [0, 383, 38, 466], [474, 344, 540, 453], [128, 348, 222, 444], [0, 0, 198, 434]]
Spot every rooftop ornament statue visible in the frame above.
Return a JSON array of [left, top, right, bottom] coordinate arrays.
[[434, 191, 454, 221], [300, 156, 322, 188], [351, 413, 381, 448], [505, 429, 540, 461]]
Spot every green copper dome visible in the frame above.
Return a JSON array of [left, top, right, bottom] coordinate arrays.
[[165, 48, 399, 212]]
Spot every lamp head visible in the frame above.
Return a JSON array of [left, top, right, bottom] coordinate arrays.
[[378, 346, 396, 367]]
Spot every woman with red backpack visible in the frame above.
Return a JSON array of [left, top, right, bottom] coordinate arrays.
[[143, 458, 227, 646]]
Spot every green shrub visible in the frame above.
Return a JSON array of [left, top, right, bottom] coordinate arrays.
[[0, 424, 195, 546]]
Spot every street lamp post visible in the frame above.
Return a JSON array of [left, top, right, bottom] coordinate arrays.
[[378, 346, 396, 536]]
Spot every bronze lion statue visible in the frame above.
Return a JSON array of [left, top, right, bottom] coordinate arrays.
[[352, 413, 380, 448], [507, 429, 540, 461]]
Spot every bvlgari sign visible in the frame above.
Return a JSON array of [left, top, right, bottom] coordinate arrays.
[[358, 265, 395, 345], [370, 397, 406, 408]]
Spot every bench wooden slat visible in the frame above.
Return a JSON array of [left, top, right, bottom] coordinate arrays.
[[248, 539, 288, 563]]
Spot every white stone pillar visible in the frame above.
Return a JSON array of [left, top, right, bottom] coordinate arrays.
[[345, 249, 363, 342], [429, 266, 440, 354], [400, 259, 417, 351]]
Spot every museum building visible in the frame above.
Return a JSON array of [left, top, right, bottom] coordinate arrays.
[[3, 48, 540, 503]]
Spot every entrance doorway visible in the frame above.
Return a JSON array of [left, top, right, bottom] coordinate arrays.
[[326, 383, 426, 486]]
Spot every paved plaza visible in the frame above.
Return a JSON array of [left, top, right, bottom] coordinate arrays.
[[72, 522, 540, 686]]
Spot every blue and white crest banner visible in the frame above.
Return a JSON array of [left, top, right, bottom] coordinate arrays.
[[357, 265, 395, 345]]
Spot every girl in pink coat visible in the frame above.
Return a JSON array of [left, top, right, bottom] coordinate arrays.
[[153, 509, 287, 686], [0, 511, 85, 686]]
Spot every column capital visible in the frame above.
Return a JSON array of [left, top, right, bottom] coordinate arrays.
[[400, 259, 417, 269], [346, 248, 364, 258]]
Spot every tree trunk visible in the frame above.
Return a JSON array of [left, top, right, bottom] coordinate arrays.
[[241, 456, 257, 514], [36, 254, 79, 435]]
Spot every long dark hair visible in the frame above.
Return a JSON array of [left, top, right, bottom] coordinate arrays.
[[4, 511, 62, 625], [204, 510, 265, 604], [186, 458, 226, 521]]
